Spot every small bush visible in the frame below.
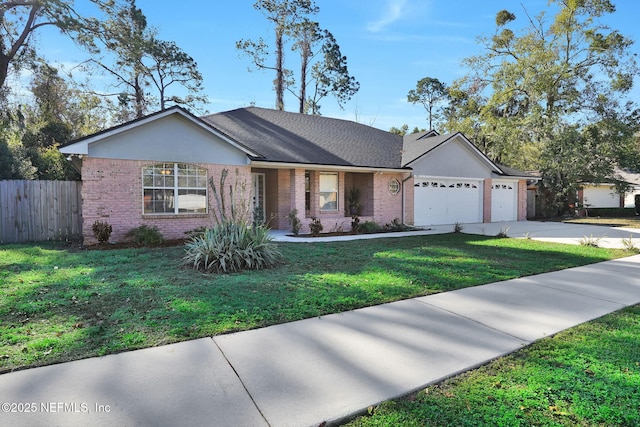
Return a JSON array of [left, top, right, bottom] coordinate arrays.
[[578, 234, 603, 247], [585, 207, 636, 217], [384, 218, 405, 232], [92, 220, 112, 243], [125, 225, 164, 246], [183, 222, 282, 273], [310, 216, 323, 237], [253, 205, 265, 225], [453, 222, 464, 233], [621, 236, 640, 253], [288, 209, 302, 236], [360, 220, 380, 234], [351, 215, 360, 233], [496, 227, 510, 238]]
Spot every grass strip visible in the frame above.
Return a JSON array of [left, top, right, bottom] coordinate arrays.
[[346, 305, 640, 427]]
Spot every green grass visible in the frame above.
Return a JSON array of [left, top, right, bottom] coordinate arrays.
[[345, 304, 640, 427], [0, 234, 628, 372]]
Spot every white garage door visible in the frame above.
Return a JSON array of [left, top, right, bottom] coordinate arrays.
[[584, 186, 619, 208], [414, 178, 483, 225], [491, 181, 518, 222]]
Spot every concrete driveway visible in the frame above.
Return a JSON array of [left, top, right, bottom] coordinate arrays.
[[458, 220, 640, 249], [272, 220, 640, 249]]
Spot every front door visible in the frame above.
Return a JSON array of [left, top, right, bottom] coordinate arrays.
[[252, 173, 265, 224]]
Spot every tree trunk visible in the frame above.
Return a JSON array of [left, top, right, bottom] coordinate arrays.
[[275, 27, 285, 110], [0, 54, 9, 90], [134, 74, 144, 118], [299, 48, 309, 113]]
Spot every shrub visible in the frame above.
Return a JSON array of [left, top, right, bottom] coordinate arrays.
[[183, 222, 282, 273], [453, 222, 464, 233], [92, 220, 112, 244], [125, 225, 164, 246], [288, 209, 302, 236], [584, 207, 636, 217], [360, 220, 380, 234], [496, 227, 510, 238], [253, 205, 265, 225], [351, 215, 360, 233], [310, 216, 323, 237], [578, 234, 602, 247], [384, 218, 409, 232], [621, 236, 639, 254]]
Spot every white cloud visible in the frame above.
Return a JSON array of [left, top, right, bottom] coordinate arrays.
[[366, 0, 408, 33]]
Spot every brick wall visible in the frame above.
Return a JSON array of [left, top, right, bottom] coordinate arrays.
[[518, 179, 528, 220], [403, 175, 415, 225], [81, 158, 251, 244], [270, 170, 410, 234], [373, 173, 405, 226], [482, 179, 492, 223]]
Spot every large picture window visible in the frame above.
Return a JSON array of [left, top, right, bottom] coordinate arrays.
[[143, 163, 207, 214], [319, 172, 338, 211]]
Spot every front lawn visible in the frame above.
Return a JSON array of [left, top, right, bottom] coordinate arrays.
[[345, 304, 640, 426], [0, 234, 628, 372]]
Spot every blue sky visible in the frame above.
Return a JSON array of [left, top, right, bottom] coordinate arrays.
[[33, 0, 640, 131]]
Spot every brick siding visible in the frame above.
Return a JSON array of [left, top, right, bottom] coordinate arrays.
[[81, 158, 251, 244]]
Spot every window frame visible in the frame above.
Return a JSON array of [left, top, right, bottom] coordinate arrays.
[[388, 178, 401, 195], [319, 172, 339, 212], [142, 163, 208, 215]]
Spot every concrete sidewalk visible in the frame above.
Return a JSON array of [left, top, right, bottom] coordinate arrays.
[[2, 257, 640, 426]]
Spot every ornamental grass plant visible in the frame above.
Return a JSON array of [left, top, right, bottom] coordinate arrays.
[[182, 168, 283, 273], [182, 221, 282, 273]]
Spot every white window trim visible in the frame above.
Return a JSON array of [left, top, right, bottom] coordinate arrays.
[[319, 172, 339, 212], [142, 163, 208, 215]]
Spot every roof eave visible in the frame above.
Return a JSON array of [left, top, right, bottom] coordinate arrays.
[[250, 160, 411, 174], [492, 172, 540, 181]]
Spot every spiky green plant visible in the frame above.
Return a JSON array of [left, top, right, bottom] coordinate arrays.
[[183, 222, 282, 273]]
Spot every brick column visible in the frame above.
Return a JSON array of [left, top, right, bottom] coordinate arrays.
[[483, 179, 492, 223], [518, 180, 527, 220], [292, 169, 306, 216]]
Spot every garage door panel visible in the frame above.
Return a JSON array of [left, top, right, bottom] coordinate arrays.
[[491, 181, 517, 222], [414, 179, 482, 225]]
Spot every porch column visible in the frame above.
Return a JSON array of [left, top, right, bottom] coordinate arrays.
[[483, 179, 492, 223], [518, 180, 527, 220], [291, 169, 306, 216]]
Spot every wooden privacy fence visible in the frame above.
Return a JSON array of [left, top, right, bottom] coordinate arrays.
[[0, 180, 83, 243]]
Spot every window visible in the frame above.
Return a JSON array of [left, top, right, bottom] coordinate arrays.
[[319, 172, 338, 211], [143, 163, 207, 214]]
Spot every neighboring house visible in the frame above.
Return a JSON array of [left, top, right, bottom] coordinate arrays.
[[60, 106, 533, 244], [578, 169, 640, 209]]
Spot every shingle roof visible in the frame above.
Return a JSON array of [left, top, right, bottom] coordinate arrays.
[[201, 107, 405, 169], [615, 168, 640, 185], [401, 132, 457, 166], [495, 163, 538, 179]]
